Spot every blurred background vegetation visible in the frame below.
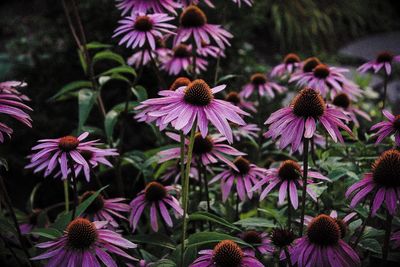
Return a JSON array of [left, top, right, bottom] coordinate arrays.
[[0, 0, 399, 209]]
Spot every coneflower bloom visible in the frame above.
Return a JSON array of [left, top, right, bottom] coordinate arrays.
[[113, 13, 176, 50], [331, 93, 371, 127], [346, 149, 400, 216], [116, 0, 180, 15], [232, 124, 260, 142], [158, 132, 245, 170], [238, 230, 273, 254], [174, 5, 233, 49], [197, 41, 225, 59], [19, 209, 46, 235], [160, 44, 208, 75], [299, 57, 321, 74], [232, 0, 253, 7], [290, 63, 362, 98], [32, 218, 137, 266], [270, 228, 296, 255], [370, 110, 400, 146], [129, 181, 183, 232], [209, 156, 265, 202], [225, 91, 256, 113], [240, 73, 286, 99], [252, 160, 330, 208], [26, 132, 111, 181], [160, 161, 199, 184], [271, 53, 302, 77], [358, 51, 400, 75], [139, 79, 248, 143], [290, 215, 360, 267], [264, 88, 352, 153], [0, 81, 32, 142], [80, 191, 130, 228], [190, 240, 264, 267], [180, 0, 215, 8]]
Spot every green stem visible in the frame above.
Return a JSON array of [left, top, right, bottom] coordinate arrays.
[[299, 138, 309, 236], [382, 210, 393, 264], [63, 180, 70, 212], [180, 124, 197, 266], [382, 71, 388, 111]]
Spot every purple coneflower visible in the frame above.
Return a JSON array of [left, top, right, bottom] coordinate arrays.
[[209, 157, 265, 202], [291, 214, 360, 267], [32, 218, 137, 266], [346, 149, 400, 216], [331, 93, 371, 127], [232, 0, 253, 7], [174, 5, 233, 49], [180, 0, 215, 8], [240, 73, 286, 99], [290, 63, 362, 98], [160, 161, 199, 184], [238, 230, 273, 254], [190, 240, 264, 267], [0, 80, 32, 142], [358, 51, 400, 75], [270, 228, 296, 255], [271, 53, 302, 77], [197, 41, 225, 59], [265, 88, 352, 152], [370, 110, 400, 147], [80, 191, 130, 228], [161, 44, 208, 75], [26, 132, 112, 181], [232, 124, 260, 142], [116, 0, 180, 15], [225, 91, 256, 113], [298, 57, 321, 74], [128, 37, 170, 68], [158, 132, 245, 170], [113, 13, 176, 50], [129, 181, 183, 232], [138, 79, 248, 143], [252, 160, 330, 208], [19, 209, 45, 235]]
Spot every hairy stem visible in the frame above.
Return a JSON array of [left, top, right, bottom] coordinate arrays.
[[299, 138, 309, 236], [63, 180, 70, 212]]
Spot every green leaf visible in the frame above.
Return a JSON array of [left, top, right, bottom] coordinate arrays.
[[50, 80, 92, 101], [100, 66, 136, 77], [234, 217, 275, 228], [131, 233, 176, 250], [132, 85, 148, 102], [93, 50, 125, 66], [217, 74, 239, 84], [104, 110, 119, 142], [358, 238, 381, 254], [187, 232, 250, 249], [86, 42, 112, 50], [30, 228, 62, 239], [189, 212, 241, 231], [150, 259, 177, 267], [78, 89, 97, 132]]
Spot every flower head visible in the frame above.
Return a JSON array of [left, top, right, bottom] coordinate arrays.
[[358, 51, 400, 75], [209, 156, 265, 202], [271, 53, 302, 77], [301, 57, 321, 73], [240, 73, 286, 99], [225, 91, 256, 113], [238, 230, 273, 254], [190, 240, 264, 267], [232, 123, 260, 142], [32, 218, 137, 266], [346, 149, 400, 216], [116, 0, 180, 15], [265, 88, 352, 152], [129, 182, 183, 232], [197, 41, 225, 58], [370, 110, 400, 146], [80, 191, 130, 228], [291, 215, 360, 267], [136, 79, 248, 143], [331, 93, 371, 127], [113, 13, 176, 50], [252, 159, 329, 208], [174, 5, 233, 49]]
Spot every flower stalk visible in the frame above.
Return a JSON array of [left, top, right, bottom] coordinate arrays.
[[299, 137, 309, 236]]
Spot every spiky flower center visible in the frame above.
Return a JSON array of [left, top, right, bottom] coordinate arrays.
[[180, 5, 207, 28], [59, 136, 79, 152], [393, 115, 400, 131], [307, 215, 340, 246], [67, 218, 98, 250], [193, 133, 213, 155], [170, 77, 191, 91], [332, 93, 351, 109], [184, 79, 213, 106], [336, 218, 347, 238], [173, 44, 191, 58], [292, 88, 326, 118], [372, 149, 400, 187], [250, 73, 267, 85], [271, 229, 295, 248], [145, 182, 167, 202], [233, 157, 251, 175], [80, 191, 104, 214], [313, 64, 330, 79], [212, 240, 244, 267], [377, 51, 393, 63], [284, 53, 300, 64], [302, 57, 321, 73], [134, 16, 153, 32], [278, 160, 301, 181], [242, 230, 262, 244], [225, 92, 241, 105]]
